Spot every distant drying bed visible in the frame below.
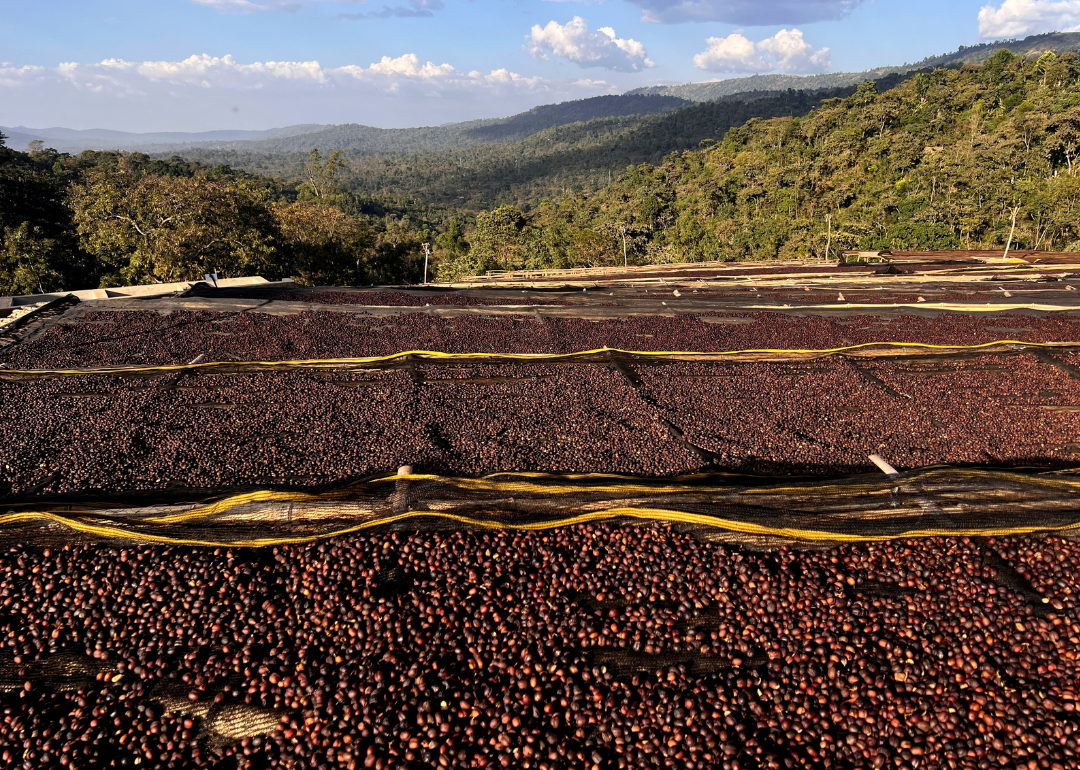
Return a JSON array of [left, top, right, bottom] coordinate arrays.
[[183, 285, 574, 307], [174, 257, 1080, 314]]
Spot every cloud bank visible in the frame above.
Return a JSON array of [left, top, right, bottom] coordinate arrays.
[[0, 53, 614, 132], [693, 29, 830, 74], [622, 0, 865, 25], [978, 0, 1080, 38], [527, 17, 655, 72]]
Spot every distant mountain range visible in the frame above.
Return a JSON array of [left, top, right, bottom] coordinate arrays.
[[197, 95, 693, 155], [0, 124, 326, 155], [5, 30, 1080, 161], [2, 95, 691, 157]]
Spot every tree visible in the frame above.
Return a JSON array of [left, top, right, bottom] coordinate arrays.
[[69, 160, 277, 285], [272, 201, 378, 286], [301, 149, 346, 202], [466, 206, 526, 273], [1046, 107, 1080, 174], [0, 135, 88, 294], [0, 222, 65, 296], [435, 218, 469, 258]]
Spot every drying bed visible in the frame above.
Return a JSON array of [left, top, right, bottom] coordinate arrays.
[[2, 529, 1078, 770], [2, 352, 1080, 498], [5, 310, 1080, 370], [0, 366, 696, 498], [637, 353, 1080, 475]]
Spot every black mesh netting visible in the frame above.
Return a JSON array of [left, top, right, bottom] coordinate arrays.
[[4, 467, 1079, 549]]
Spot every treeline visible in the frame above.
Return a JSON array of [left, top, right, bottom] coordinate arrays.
[[0, 144, 439, 296], [437, 50, 1080, 278]]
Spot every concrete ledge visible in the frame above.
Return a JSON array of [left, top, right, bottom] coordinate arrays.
[[0, 294, 79, 341]]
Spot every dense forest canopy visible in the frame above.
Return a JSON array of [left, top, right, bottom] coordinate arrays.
[[0, 143, 437, 295], [5, 49, 1080, 294]]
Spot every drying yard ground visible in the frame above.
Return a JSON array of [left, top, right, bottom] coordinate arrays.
[[2, 255, 1080, 770]]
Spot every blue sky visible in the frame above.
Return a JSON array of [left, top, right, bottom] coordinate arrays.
[[1, 0, 1076, 131]]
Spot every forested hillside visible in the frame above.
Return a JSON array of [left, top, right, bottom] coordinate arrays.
[[0, 143, 437, 296], [629, 71, 899, 103], [437, 50, 1080, 278], [632, 31, 1080, 103], [914, 31, 1080, 70], [186, 80, 897, 208]]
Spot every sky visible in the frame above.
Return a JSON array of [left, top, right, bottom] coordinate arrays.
[[2, 0, 1080, 132]]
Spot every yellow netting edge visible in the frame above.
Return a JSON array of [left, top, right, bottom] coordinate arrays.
[[4, 340, 1078, 377], [2, 507, 1080, 549]]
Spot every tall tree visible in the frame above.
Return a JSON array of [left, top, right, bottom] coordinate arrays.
[[69, 158, 277, 285]]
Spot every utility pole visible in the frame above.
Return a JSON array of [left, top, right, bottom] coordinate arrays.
[[620, 226, 628, 269], [1003, 205, 1020, 260], [824, 213, 833, 262], [422, 242, 431, 284]]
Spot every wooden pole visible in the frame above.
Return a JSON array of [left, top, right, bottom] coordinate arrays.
[[1003, 205, 1020, 260]]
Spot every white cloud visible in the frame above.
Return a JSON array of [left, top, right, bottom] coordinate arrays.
[[755, 29, 831, 73], [978, 0, 1080, 38], [692, 33, 770, 73], [364, 53, 456, 77], [12, 53, 547, 91], [623, 0, 865, 25], [527, 17, 655, 72], [0, 54, 615, 132], [117, 54, 329, 86], [693, 28, 830, 74]]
